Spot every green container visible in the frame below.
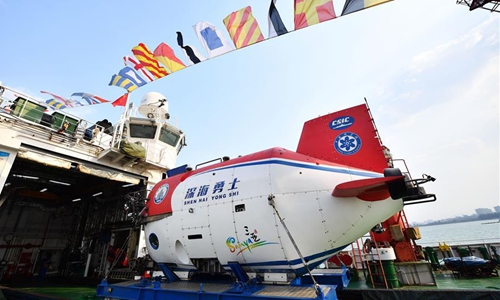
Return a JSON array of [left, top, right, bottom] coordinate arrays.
[[457, 247, 470, 258], [367, 261, 400, 288], [424, 246, 439, 270], [382, 260, 400, 288], [11, 97, 46, 123], [52, 112, 79, 134], [478, 247, 490, 260]]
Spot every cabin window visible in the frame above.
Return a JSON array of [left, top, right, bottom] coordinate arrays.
[[159, 127, 180, 147], [149, 233, 159, 250], [130, 124, 157, 139], [235, 204, 245, 212], [188, 234, 203, 240]]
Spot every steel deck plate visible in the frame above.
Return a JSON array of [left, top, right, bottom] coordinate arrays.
[[254, 285, 331, 298]]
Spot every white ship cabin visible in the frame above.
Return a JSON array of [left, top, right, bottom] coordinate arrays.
[[98, 91, 187, 172]]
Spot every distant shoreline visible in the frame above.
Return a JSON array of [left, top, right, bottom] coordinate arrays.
[[416, 213, 500, 227]]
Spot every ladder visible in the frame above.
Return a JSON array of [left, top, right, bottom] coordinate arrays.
[[351, 234, 389, 289]]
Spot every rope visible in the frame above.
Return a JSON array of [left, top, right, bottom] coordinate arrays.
[[267, 194, 322, 295]]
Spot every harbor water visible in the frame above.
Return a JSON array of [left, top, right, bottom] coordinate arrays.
[[416, 219, 500, 246]]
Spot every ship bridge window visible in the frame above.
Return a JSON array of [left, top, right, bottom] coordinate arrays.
[[159, 127, 180, 147], [130, 124, 157, 139]]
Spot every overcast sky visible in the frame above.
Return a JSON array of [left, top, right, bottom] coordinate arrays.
[[0, 0, 498, 223]]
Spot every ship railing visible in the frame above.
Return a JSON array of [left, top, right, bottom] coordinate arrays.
[[418, 238, 500, 247], [1, 82, 183, 169], [0, 85, 115, 154], [418, 238, 500, 262]]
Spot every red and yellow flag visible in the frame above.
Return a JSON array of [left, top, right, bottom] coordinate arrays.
[[294, 0, 336, 30], [132, 43, 169, 79], [153, 43, 186, 73], [223, 6, 264, 49]]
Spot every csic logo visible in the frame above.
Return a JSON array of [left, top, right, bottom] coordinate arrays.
[[154, 184, 169, 204], [329, 116, 354, 130], [334, 132, 362, 155]]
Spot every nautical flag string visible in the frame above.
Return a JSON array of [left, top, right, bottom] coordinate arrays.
[[111, 93, 128, 107], [105, 0, 394, 94], [123, 56, 155, 82], [194, 21, 233, 58], [294, 0, 336, 30], [132, 43, 169, 79], [71, 92, 109, 105], [176, 31, 206, 65], [268, 0, 288, 38], [45, 99, 67, 110], [153, 42, 186, 73], [109, 74, 138, 92], [118, 67, 148, 87], [341, 0, 393, 16], [40, 91, 77, 108], [223, 6, 264, 49]]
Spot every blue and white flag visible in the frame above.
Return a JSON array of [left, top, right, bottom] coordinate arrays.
[[193, 21, 233, 58], [268, 0, 288, 38], [118, 66, 148, 87], [108, 74, 138, 92]]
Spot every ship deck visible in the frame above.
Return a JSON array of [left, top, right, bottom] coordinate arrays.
[[339, 269, 499, 300], [1, 270, 499, 300], [348, 272, 499, 290]]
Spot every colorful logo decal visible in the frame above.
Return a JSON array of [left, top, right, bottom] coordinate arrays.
[[226, 226, 278, 255], [154, 184, 169, 204], [334, 132, 362, 155], [329, 116, 354, 130]]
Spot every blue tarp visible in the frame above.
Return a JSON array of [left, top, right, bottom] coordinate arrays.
[[444, 256, 488, 268]]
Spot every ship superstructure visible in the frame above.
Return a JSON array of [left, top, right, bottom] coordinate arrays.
[[0, 82, 185, 280]]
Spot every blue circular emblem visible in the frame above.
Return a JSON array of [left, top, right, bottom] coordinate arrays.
[[329, 116, 355, 130], [334, 132, 362, 155], [154, 184, 169, 204]]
